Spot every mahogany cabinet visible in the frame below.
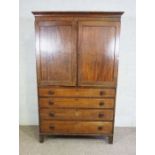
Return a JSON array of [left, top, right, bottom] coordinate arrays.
[[32, 11, 123, 144]]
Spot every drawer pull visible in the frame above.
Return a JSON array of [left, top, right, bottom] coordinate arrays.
[[98, 126, 103, 130], [48, 101, 54, 105], [48, 91, 55, 95], [49, 112, 55, 117], [99, 102, 105, 106], [49, 125, 55, 130], [100, 91, 105, 96], [98, 113, 104, 118]]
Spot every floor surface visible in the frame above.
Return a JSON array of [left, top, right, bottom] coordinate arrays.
[[20, 126, 136, 155]]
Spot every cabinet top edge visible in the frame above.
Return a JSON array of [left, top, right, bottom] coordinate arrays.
[[32, 11, 124, 17]]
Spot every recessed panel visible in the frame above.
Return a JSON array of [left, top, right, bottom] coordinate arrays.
[[78, 21, 118, 86]]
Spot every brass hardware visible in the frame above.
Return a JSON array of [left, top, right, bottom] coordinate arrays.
[[48, 91, 55, 95], [98, 126, 103, 130], [49, 125, 55, 130], [49, 112, 55, 117], [48, 101, 54, 105], [99, 102, 105, 106], [98, 113, 104, 118], [100, 91, 105, 96]]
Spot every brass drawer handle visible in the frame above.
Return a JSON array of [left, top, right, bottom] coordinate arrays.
[[99, 102, 105, 106], [98, 126, 103, 130], [98, 113, 104, 118], [49, 112, 55, 117], [100, 91, 105, 96], [48, 90, 55, 95], [49, 125, 55, 130], [48, 101, 54, 105]]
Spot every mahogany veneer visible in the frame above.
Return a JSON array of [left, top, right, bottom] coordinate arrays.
[[32, 11, 123, 144], [39, 98, 114, 109]]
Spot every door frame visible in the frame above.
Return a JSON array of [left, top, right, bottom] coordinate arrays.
[[77, 20, 120, 87], [35, 20, 77, 86]]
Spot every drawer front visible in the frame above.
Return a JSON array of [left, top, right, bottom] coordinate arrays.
[[40, 109, 113, 121], [40, 121, 113, 134], [39, 98, 114, 109], [39, 88, 115, 97]]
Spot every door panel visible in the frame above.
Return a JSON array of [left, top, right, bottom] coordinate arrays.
[[37, 21, 76, 86], [78, 21, 119, 86]]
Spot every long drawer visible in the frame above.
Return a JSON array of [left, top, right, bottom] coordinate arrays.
[[39, 88, 115, 97], [40, 109, 113, 121], [40, 121, 113, 134], [39, 98, 114, 109]]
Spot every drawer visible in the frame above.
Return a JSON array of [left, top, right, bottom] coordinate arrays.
[[40, 121, 113, 134], [40, 109, 113, 121], [39, 98, 114, 109], [39, 88, 115, 97]]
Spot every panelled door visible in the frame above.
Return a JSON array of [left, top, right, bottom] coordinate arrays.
[[78, 21, 119, 87], [36, 20, 77, 86]]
